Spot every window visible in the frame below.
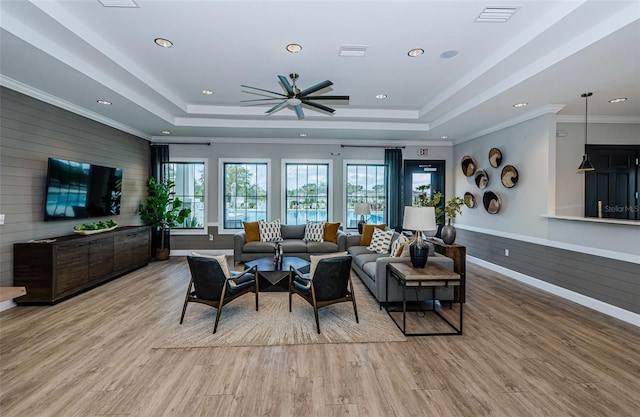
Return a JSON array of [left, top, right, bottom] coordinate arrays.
[[221, 160, 269, 230], [284, 161, 331, 225], [346, 162, 386, 229], [164, 159, 206, 232]]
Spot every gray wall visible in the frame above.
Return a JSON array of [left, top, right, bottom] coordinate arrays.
[[452, 114, 639, 317], [0, 87, 149, 291]]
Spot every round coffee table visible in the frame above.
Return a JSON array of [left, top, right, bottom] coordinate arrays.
[[244, 256, 310, 292]]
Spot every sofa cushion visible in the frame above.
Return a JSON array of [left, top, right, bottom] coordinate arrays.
[[323, 222, 340, 243], [281, 224, 306, 239], [304, 221, 325, 242], [243, 221, 261, 243], [280, 239, 308, 253], [360, 223, 386, 246], [259, 219, 282, 242], [243, 241, 277, 253], [347, 246, 373, 257], [353, 253, 384, 270], [367, 228, 394, 254], [306, 241, 339, 253]]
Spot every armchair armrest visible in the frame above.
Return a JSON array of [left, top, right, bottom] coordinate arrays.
[[346, 233, 362, 248]]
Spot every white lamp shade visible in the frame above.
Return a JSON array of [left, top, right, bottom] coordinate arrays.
[[403, 206, 436, 232], [354, 203, 371, 216]]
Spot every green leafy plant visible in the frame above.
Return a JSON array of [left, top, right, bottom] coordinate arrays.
[[444, 196, 465, 220], [74, 219, 118, 231], [138, 177, 191, 250], [415, 184, 444, 224]]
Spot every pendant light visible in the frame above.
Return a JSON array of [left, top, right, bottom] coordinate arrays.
[[577, 92, 595, 172]]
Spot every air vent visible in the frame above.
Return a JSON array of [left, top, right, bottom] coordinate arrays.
[[339, 44, 368, 57], [98, 0, 139, 8], [475, 6, 519, 22]]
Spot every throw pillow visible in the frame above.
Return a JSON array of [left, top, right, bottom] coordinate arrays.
[[243, 221, 260, 242], [367, 228, 394, 254], [360, 223, 387, 246], [390, 234, 410, 257], [304, 221, 325, 242], [259, 219, 282, 242], [191, 252, 230, 278], [309, 251, 348, 279], [323, 222, 340, 243]]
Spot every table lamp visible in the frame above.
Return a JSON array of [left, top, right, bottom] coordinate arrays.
[[354, 203, 371, 234], [402, 206, 436, 268]]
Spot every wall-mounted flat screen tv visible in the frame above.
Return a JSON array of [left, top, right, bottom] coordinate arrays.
[[44, 158, 123, 221]]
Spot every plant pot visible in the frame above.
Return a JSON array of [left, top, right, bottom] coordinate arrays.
[[442, 219, 456, 245], [155, 248, 170, 261]]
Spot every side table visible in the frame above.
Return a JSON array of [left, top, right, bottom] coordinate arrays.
[[386, 262, 464, 336]]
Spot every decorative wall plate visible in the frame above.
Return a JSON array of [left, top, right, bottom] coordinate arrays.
[[489, 148, 503, 168], [483, 191, 501, 214], [461, 155, 476, 177], [501, 165, 519, 188], [474, 169, 489, 189], [464, 192, 476, 208]]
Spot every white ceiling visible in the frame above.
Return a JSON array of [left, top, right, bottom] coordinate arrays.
[[1, 0, 639, 145]]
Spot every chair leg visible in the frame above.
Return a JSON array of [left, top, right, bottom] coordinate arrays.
[[348, 277, 359, 324], [255, 271, 259, 311], [213, 285, 228, 334], [311, 287, 320, 334], [179, 280, 193, 324]]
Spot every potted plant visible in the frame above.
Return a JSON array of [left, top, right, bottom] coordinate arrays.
[[442, 196, 465, 245], [138, 177, 191, 261], [414, 184, 444, 225]]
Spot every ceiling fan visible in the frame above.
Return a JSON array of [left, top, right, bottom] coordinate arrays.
[[241, 73, 349, 119]]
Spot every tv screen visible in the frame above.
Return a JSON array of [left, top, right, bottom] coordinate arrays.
[[44, 158, 122, 221]]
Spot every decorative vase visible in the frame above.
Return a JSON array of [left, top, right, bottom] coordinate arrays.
[[442, 219, 456, 245], [155, 248, 170, 261]]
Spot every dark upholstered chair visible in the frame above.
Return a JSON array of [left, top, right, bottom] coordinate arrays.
[[181, 256, 259, 333], [288, 255, 358, 334]]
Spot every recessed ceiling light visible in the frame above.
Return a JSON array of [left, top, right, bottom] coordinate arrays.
[[154, 38, 173, 48], [161, 130, 171, 135], [440, 50, 458, 59], [408, 48, 424, 57], [513, 102, 528, 108], [609, 97, 627, 103], [440, 135, 449, 139], [202, 90, 214, 95], [299, 133, 307, 137], [97, 99, 112, 105], [286, 43, 302, 53], [376, 94, 388, 99]]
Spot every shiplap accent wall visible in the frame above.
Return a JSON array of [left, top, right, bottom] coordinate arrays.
[[0, 87, 149, 288], [456, 223, 639, 315]]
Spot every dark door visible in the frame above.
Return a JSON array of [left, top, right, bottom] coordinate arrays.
[[585, 145, 639, 220], [404, 160, 446, 228]]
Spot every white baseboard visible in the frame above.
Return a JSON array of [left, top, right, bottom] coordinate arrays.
[[469, 256, 640, 328], [0, 299, 18, 313], [169, 249, 233, 257]]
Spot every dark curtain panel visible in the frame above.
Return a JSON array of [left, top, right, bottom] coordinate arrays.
[[385, 148, 403, 231], [150, 144, 169, 182]]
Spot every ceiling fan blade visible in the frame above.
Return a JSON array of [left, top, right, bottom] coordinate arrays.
[[298, 80, 333, 97], [241, 84, 287, 97], [241, 98, 283, 102], [278, 75, 295, 96], [302, 95, 349, 101], [294, 104, 305, 119], [302, 100, 335, 114], [266, 100, 288, 114]]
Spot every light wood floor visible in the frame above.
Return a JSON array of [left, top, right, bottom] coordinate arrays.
[[1, 257, 639, 417]]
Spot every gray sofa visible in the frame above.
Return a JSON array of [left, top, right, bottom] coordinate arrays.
[[234, 224, 347, 264], [346, 232, 455, 303]]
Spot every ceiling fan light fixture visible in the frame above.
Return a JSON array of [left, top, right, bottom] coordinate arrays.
[[287, 98, 302, 106], [286, 43, 302, 53]]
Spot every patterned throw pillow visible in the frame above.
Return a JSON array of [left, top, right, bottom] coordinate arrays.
[[259, 219, 282, 242], [304, 221, 325, 242], [366, 228, 394, 254], [390, 234, 410, 257]]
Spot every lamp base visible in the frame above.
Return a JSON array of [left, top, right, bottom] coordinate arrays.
[[409, 233, 428, 269], [357, 220, 367, 234]]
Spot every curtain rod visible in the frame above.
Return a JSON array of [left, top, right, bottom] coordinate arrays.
[[151, 142, 211, 146], [340, 145, 405, 149]]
